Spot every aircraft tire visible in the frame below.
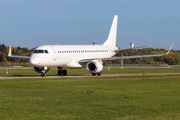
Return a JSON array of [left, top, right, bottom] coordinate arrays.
[[41, 73, 46, 77], [92, 73, 96, 76], [97, 72, 101, 76], [58, 70, 62, 76], [63, 70, 67, 76]]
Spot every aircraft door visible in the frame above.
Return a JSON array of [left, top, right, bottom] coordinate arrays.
[[53, 50, 57, 60], [50, 46, 57, 60]]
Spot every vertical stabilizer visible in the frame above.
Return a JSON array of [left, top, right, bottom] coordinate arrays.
[[103, 15, 118, 47]]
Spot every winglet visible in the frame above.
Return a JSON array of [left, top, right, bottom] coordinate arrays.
[[8, 46, 12, 57], [165, 43, 173, 55]]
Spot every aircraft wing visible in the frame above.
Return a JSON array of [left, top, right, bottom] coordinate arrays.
[[8, 46, 30, 59], [115, 45, 150, 52], [8, 55, 30, 59], [80, 44, 173, 62]]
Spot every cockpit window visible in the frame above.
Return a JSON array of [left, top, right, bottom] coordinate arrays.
[[45, 50, 48, 53], [34, 50, 43, 53], [33, 50, 49, 54]]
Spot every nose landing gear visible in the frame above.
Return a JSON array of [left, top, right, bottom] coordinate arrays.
[[41, 69, 48, 77], [41, 73, 46, 77]]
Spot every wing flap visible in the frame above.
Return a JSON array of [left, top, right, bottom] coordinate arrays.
[[79, 54, 164, 62], [101, 54, 164, 61]]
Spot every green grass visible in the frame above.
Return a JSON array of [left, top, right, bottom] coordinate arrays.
[[1, 75, 180, 119], [0, 68, 180, 76]]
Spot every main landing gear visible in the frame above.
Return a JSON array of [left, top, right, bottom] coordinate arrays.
[[58, 67, 67, 76], [92, 72, 101, 76]]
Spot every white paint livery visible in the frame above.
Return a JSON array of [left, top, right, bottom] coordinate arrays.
[[8, 15, 173, 76]]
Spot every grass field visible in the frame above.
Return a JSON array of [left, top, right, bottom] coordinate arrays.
[[0, 67, 180, 76], [0, 68, 180, 119]]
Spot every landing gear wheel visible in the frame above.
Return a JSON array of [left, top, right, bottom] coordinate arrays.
[[97, 72, 101, 76], [41, 73, 46, 77], [92, 73, 96, 76], [57, 68, 67, 76], [63, 70, 67, 76], [58, 70, 62, 76], [92, 72, 101, 76]]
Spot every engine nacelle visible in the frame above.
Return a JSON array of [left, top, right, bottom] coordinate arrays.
[[86, 61, 103, 73], [34, 67, 50, 73]]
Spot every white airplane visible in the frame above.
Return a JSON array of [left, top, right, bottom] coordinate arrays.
[[8, 15, 173, 76]]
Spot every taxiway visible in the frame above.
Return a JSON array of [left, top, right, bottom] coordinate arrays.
[[0, 73, 180, 79]]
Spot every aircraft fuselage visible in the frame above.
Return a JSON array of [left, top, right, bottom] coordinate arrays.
[[30, 45, 117, 68]]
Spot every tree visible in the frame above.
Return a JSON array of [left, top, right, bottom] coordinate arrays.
[[1, 43, 7, 54], [0, 51, 5, 61], [22, 47, 29, 53], [2, 56, 7, 63]]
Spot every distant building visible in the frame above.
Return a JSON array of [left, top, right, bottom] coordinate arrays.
[[130, 41, 134, 48]]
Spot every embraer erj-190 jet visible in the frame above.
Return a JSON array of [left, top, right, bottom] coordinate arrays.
[[8, 15, 173, 76]]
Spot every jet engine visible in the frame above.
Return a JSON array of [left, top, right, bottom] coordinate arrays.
[[34, 67, 50, 73], [86, 61, 103, 73]]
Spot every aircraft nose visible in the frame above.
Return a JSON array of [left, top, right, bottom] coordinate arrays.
[[29, 56, 40, 66]]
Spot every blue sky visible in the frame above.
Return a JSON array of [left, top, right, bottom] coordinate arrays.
[[0, 0, 180, 50]]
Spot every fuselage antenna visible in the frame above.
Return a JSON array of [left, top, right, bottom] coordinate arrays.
[[92, 42, 98, 45]]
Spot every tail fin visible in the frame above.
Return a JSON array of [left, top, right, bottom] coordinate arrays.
[[103, 15, 118, 47]]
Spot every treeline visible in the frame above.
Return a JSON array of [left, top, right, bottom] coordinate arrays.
[[0, 43, 35, 64], [116, 48, 180, 65], [0, 43, 180, 65]]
